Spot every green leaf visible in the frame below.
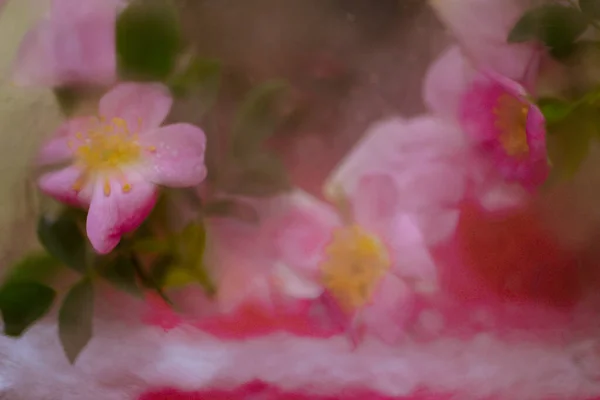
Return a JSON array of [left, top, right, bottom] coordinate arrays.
[[173, 221, 215, 295], [169, 58, 221, 116], [58, 278, 94, 364], [546, 106, 597, 178], [222, 152, 292, 197], [97, 256, 142, 297], [0, 282, 56, 337], [130, 237, 171, 254], [231, 80, 290, 158], [37, 213, 86, 274], [162, 267, 197, 288], [204, 199, 260, 224], [3, 252, 62, 286], [537, 98, 573, 124], [178, 222, 207, 259], [149, 254, 176, 285], [580, 0, 600, 20], [116, 0, 182, 81], [53, 87, 81, 117], [52, 87, 103, 117], [508, 5, 589, 58]]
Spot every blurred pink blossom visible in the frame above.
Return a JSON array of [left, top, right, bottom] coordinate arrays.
[[37, 83, 207, 253], [13, 0, 121, 87], [258, 116, 474, 343], [425, 0, 548, 189]]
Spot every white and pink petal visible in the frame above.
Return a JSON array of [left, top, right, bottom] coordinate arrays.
[[37, 116, 93, 166], [139, 123, 207, 188], [86, 171, 158, 254], [423, 46, 472, 121], [99, 83, 173, 132], [384, 213, 439, 286], [429, 0, 540, 81], [38, 166, 93, 208], [13, 21, 61, 87], [359, 274, 414, 344]]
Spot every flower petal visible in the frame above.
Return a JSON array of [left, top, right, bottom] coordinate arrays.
[[55, 11, 117, 85], [139, 123, 207, 188], [327, 116, 469, 214], [13, 21, 60, 87], [37, 117, 92, 166], [99, 83, 173, 132], [423, 46, 471, 121], [429, 0, 539, 80], [266, 192, 340, 275], [271, 262, 324, 300], [13, 5, 117, 88], [38, 166, 92, 208], [50, 0, 122, 19], [352, 173, 399, 233], [411, 209, 461, 246], [86, 172, 158, 254], [359, 274, 413, 344], [385, 213, 438, 285]]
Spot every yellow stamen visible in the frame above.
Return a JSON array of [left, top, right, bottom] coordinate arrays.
[[494, 94, 530, 159], [103, 179, 111, 196], [72, 174, 86, 192], [320, 225, 391, 311], [72, 117, 143, 195]]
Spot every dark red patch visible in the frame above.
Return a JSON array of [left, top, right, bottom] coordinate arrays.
[[137, 381, 454, 400], [455, 202, 580, 307]]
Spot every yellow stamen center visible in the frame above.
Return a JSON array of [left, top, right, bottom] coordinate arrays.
[[493, 94, 530, 158], [320, 225, 391, 311], [68, 117, 152, 196]]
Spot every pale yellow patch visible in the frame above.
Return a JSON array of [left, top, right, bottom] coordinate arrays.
[[320, 225, 391, 311], [69, 117, 152, 196], [493, 94, 530, 158]]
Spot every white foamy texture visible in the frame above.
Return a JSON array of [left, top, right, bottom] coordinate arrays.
[[2, 299, 600, 400]]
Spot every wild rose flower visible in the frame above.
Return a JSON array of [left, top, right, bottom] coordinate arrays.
[[13, 0, 120, 87], [261, 116, 472, 343], [37, 83, 207, 253], [424, 0, 548, 189]]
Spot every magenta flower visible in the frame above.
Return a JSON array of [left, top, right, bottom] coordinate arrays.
[[13, 0, 120, 87], [37, 83, 207, 253], [425, 1, 549, 189]]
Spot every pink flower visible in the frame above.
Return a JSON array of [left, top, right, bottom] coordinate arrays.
[[37, 83, 207, 254], [13, 0, 120, 87], [424, 1, 549, 189], [262, 117, 471, 343]]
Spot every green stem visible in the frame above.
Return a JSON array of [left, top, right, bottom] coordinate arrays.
[[130, 254, 173, 306]]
